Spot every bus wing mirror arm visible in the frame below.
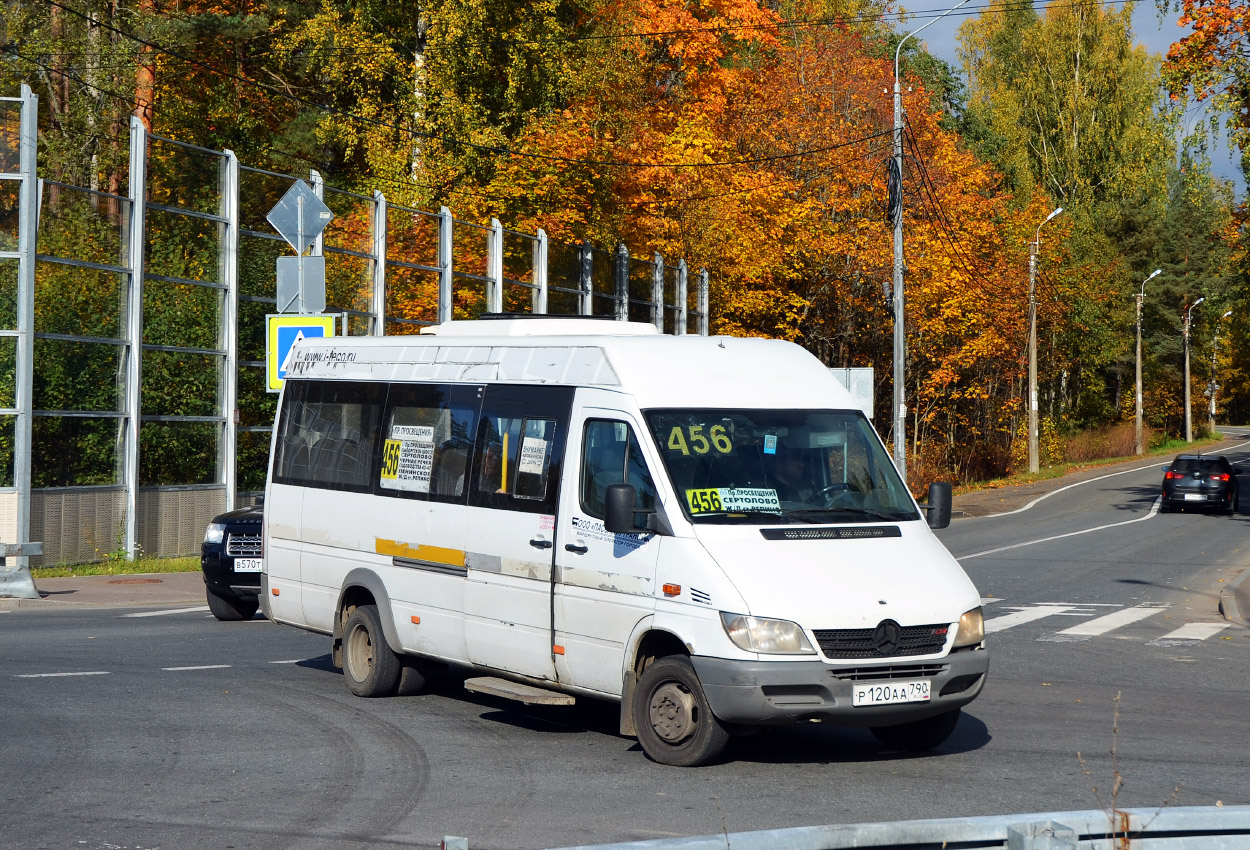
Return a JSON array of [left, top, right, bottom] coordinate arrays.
[[925, 482, 952, 529], [604, 483, 670, 535]]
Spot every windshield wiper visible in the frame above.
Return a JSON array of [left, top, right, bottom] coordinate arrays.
[[692, 509, 822, 524], [789, 507, 910, 523]]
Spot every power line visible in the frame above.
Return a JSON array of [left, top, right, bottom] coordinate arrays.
[[39, 0, 899, 171]]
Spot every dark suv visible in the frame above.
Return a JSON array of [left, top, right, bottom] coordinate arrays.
[[201, 502, 264, 620], [1161, 454, 1241, 514]]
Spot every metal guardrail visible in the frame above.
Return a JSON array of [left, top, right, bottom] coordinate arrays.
[[443, 806, 1250, 850]]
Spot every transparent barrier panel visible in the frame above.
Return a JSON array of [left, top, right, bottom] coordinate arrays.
[[144, 277, 221, 349], [32, 338, 123, 412], [144, 206, 222, 284], [147, 138, 225, 216], [139, 420, 217, 485], [32, 416, 122, 487], [0, 257, 15, 328], [37, 184, 129, 267], [141, 350, 219, 417], [35, 262, 125, 339], [0, 180, 18, 251]]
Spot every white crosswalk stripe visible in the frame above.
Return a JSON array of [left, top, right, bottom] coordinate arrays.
[[1147, 622, 1230, 647], [981, 602, 1233, 647], [1036, 604, 1169, 642]]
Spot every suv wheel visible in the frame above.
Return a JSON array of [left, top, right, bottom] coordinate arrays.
[[206, 586, 259, 621]]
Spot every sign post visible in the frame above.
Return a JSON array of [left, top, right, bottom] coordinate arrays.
[[267, 180, 333, 314]]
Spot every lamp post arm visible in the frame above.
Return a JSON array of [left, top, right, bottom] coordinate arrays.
[[895, 0, 974, 82]]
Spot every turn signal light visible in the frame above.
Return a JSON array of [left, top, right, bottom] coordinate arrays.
[[271, 588, 279, 596], [553, 645, 565, 655], [411, 615, 421, 624], [663, 584, 681, 596]]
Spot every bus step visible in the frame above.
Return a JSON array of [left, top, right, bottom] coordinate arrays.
[[464, 676, 575, 706]]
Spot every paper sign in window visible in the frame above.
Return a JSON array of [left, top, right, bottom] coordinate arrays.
[[518, 436, 549, 475], [380, 424, 435, 493]]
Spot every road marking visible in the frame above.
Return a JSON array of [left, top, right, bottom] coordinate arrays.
[[960, 498, 1161, 561], [1037, 605, 1168, 642], [269, 659, 305, 664], [121, 606, 210, 618], [1147, 622, 1230, 646], [15, 671, 110, 678], [977, 437, 1250, 519], [985, 604, 1078, 633], [162, 664, 231, 671]]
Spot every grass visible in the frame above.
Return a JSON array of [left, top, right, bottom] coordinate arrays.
[[952, 433, 1224, 495], [32, 556, 200, 579]]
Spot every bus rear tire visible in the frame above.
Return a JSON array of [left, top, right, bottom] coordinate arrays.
[[632, 657, 729, 767], [342, 604, 401, 698]]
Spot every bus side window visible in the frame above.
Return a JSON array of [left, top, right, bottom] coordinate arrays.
[[274, 379, 382, 492], [468, 385, 572, 514]]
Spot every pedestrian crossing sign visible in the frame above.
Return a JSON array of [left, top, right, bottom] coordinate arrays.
[[266, 314, 336, 392]]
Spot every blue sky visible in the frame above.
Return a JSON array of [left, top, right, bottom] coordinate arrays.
[[892, 0, 1246, 196]]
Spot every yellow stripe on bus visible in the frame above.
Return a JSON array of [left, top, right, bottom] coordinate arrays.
[[375, 538, 467, 567]]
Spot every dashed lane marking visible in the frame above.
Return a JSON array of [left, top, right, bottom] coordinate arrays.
[[161, 664, 232, 671], [15, 671, 110, 678], [121, 606, 210, 618]]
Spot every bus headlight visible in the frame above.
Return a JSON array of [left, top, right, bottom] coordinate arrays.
[[953, 607, 984, 648], [720, 612, 816, 655]]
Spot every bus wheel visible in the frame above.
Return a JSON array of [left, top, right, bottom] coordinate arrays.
[[871, 708, 961, 751], [632, 657, 729, 767], [342, 605, 401, 698]]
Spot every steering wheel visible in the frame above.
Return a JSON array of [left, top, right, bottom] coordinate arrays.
[[817, 481, 859, 507]]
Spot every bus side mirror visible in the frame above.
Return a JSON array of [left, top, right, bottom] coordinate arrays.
[[926, 482, 952, 529], [604, 484, 641, 533]]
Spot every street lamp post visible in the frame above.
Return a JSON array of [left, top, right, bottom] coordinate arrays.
[[891, 0, 973, 483], [1183, 297, 1205, 443], [1134, 268, 1161, 455], [1208, 310, 1232, 433], [1028, 206, 1064, 474]]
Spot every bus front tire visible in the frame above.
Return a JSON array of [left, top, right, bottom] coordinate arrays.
[[632, 657, 729, 767], [870, 708, 961, 751], [342, 604, 401, 698]]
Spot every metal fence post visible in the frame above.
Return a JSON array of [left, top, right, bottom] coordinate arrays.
[[488, 218, 504, 314], [614, 243, 629, 322], [676, 259, 688, 336], [579, 241, 593, 316], [372, 190, 387, 335], [652, 253, 665, 332], [533, 229, 548, 315], [220, 150, 239, 512], [122, 116, 148, 560], [438, 206, 453, 323], [699, 269, 709, 336], [2, 84, 40, 596]]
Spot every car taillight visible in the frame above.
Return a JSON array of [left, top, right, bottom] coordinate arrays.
[[1165, 470, 1183, 479], [1210, 473, 1230, 481]]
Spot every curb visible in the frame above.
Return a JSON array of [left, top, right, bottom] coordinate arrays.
[[1219, 570, 1250, 627]]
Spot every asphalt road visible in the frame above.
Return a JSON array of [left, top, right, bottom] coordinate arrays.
[[3, 450, 1248, 850]]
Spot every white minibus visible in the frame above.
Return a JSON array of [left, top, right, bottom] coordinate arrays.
[[261, 317, 988, 766]]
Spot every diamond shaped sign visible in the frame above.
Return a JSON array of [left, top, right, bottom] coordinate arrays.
[[266, 180, 334, 254]]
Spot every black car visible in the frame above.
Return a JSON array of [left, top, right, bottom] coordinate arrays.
[[1160, 454, 1241, 514], [201, 502, 264, 620]]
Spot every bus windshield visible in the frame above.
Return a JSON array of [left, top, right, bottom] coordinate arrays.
[[644, 409, 919, 524]]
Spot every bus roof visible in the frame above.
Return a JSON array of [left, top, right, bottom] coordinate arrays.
[[284, 320, 856, 410]]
